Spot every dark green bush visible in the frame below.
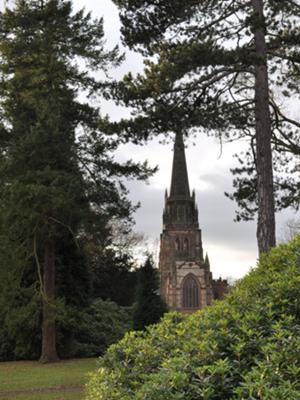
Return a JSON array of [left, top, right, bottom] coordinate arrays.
[[0, 283, 42, 361], [0, 297, 132, 361], [86, 236, 300, 399], [58, 299, 132, 358]]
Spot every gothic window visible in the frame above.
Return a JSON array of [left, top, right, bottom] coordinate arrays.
[[175, 237, 180, 251], [183, 238, 189, 252], [183, 275, 199, 308]]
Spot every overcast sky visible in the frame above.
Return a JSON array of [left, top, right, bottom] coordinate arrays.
[[1, 0, 297, 280], [71, 0, 296, 279]]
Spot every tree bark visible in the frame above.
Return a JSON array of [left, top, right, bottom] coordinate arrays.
[[40, 238, 59, 363], [251, 0, 276, 255]]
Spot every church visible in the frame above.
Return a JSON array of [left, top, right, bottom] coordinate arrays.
[[159, 132, 228, 313]]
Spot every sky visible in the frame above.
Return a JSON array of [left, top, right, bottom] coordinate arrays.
[[0, 0, 297, 280]]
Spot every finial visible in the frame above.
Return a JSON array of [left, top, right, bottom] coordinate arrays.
[[204, 253, 210, 268]]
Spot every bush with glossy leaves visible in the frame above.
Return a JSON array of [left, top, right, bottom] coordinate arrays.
[[86, 236, 300, 399]]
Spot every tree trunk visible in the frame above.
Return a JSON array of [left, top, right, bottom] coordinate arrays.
[[40, 238, 59, 363], [251, 0, 276, 255]]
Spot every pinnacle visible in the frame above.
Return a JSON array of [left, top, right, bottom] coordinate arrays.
[[170, 132, 190, 197]]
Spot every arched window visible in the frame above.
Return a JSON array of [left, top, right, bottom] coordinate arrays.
[[175, 237, 180, 251], [183, 238, 189, 252], [183, 275, 199, 308]]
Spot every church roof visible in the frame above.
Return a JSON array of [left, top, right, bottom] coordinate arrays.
[[170, 132, 190, 197]]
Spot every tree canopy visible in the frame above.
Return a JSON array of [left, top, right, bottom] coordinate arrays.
[[108, 0, 300, 253]]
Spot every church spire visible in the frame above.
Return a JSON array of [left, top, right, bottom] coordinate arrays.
[[170, 132, 190, 197]]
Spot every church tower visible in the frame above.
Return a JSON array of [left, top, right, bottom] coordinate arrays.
[[159, 132, 226, 313]]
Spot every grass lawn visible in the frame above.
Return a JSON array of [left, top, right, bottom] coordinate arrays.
[[0, 358, 98, 400]]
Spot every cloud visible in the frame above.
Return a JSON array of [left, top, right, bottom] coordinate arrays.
[[125, 165, 258, 280], [119, 134, 259, 279], [2, 0, 293, 280]]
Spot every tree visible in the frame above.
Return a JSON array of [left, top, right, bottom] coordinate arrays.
[[109, 0, 300, 255], [0, 0, 154, 362], [133, 256, 167, 330], [251, 0, 275, 253], [89, 248, 137, 306]]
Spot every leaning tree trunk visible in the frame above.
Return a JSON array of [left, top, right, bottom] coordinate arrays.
[[251, 0, 276, 255], [40, 238, 59, 363]]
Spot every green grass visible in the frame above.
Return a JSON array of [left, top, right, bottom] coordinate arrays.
[[0, 358, 98, 400], [1, 392, 83, 400]]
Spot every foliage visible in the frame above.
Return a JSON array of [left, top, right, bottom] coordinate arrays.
[[108, 0, 300, 223], [0, 294, 132, 361], [0, 232, 41, 361], [86, 236, 300, 399], [0, 0, 154, 361], [133, 256, 167, 330], [58, 299, 132, 358], [0, 223, 135, 361], [91, 251, 137, 307]]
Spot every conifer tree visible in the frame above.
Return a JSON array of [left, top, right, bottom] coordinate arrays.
[[110, 0, 300, 255], [0, 0, 153, 362], [133, 256, 167, 331]]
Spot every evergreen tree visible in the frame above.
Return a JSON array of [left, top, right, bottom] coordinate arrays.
[[91, 249, 137, 306], [88, 220, 144, 306], [0, 0, 154, 362], [109, 0, 300, 255], [133, 256, 167, 331], [251, 0, 275, 254]]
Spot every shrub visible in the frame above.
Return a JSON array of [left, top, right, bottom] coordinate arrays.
[[86, 236, 300, 399], [0, 297, 132, 361], [58, 299, 132, 358]]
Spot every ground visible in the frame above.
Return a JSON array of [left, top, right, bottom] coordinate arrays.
[[0, 358, 98, 400]]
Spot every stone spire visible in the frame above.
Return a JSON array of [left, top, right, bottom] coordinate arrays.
[[163, 131, 198, 229], [204, 253, 210, 268], [159, 133, 228, 313], [170, 132, 190, 198]]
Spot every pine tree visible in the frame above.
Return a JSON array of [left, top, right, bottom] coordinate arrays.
[[0, 0, 154, 362], [251, 0, 275, 254], [110, 0, 300, 255], [133, 256, 167, 331]]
